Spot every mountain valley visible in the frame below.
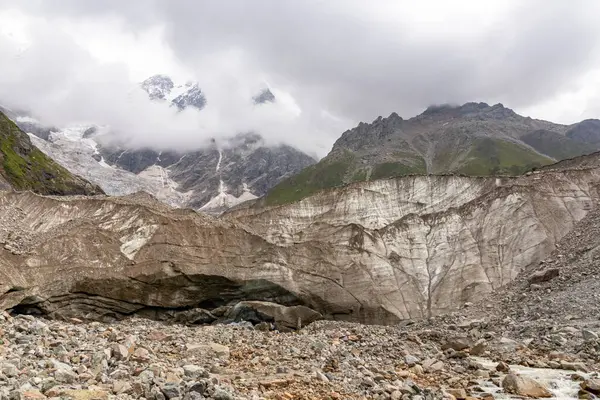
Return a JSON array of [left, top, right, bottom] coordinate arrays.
[[2, 99, 600, 399]]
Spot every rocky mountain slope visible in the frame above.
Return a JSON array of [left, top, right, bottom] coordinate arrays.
[[266, 102, 600, 205], [98, 132, 315, 212], [11, 75, 315, 213], [0, 111, 102, 196], [1, 152, 600, 326]]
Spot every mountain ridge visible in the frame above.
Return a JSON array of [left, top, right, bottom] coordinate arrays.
[[265, 102, 600, 205]]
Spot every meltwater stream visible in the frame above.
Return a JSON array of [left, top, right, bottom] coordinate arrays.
[[474, 357, 589, 399]]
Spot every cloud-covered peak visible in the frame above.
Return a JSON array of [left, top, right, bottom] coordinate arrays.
[[141, 75, 175, 100]]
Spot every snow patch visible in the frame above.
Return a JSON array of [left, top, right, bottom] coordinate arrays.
[[200, 181, 258, 213], [216, 149, 223, 172]]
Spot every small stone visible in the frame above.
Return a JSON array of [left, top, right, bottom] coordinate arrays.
[[160, 383, 180, 399], [315, 370, 329, 382], [496, 362, 510, 372], [470, 339, 487, 356], [54, 368, 77, 384], [113, 380, 133, 394], [528, 268, 559, 284], [133, 347, 150, 360], [183, 365, 207, 379], [446, 389, 467, 399], [560, 360, 589, 372], [443, 337, 472, 351], [582, 330, 599, 341], [404, 355, 419, 367], [189, 380, 208, 395], [1, 362, 18, 377], [139, 369, 155, 383], [409, 365, 424, 375], [212, 388, 235, 400], [111, 343, 129, 360], [209, 343, 230, 357]]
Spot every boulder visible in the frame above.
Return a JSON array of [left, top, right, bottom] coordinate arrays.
[[528, 268, 559, 284], [496, 361, 510, 373], [442, 336, 472, 351], [225, 301, 322, 329], [502, 374, 552, 398], [173, 308, 216, 325], [560, 360, 589, 372], [581, 379, 600, 395], [470, 339, 487, 356]]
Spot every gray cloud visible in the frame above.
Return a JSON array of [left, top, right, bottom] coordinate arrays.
[[2, 0, 600, 157]]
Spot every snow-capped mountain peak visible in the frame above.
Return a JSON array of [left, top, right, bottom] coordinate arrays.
[[140, 75, 174, 100], [171, 82, 206, 110], [141, 74, 206, 110]]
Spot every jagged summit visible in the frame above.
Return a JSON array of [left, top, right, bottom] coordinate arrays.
[[171, 82, 206, 110], [140, 74, 206, 111], [420, 102, 517, 119], [140, 74, 174, 100]]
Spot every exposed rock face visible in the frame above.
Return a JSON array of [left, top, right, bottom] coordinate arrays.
[[97, 133, 316, 212], [1, 154, 599, 323], [171, 82, 207, 110]]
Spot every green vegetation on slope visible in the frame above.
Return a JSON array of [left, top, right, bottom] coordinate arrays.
[[265, 151, 357, 205], [370, 159, 426, 180], [0, 111, 102, 195], [521, 130, 592, 160], [265, 151, 427, 205], [457, 137, 553, 176]]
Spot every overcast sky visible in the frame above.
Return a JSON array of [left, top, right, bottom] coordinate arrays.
[[1, 0, 600, 157]]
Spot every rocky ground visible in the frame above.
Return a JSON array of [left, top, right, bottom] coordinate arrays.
[[463, 206, 600, 357], [2, 308, 600, 400]]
